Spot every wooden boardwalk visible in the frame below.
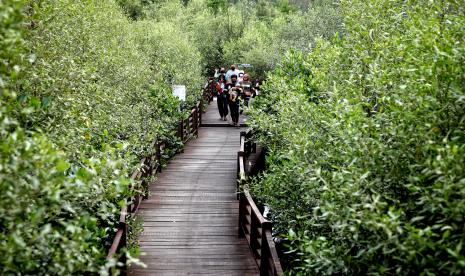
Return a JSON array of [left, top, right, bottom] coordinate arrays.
[[201, 97, 247, 127], [129, 100, 258, 275]]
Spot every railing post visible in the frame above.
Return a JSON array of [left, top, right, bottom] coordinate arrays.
[[260, 221, 272, 276], [184, 118, 188, 142], [237, 151, 245, 198], [236, 130, 284, 275], [199, 102, 202, 126], [197, 103, 201, 129], [118, 205, 128, 275], [120, 222, 128, 276], [156, 140, 162, 173], [179, 120, 184, 143], [238, 192, 245, 238], [194, 106, 198, 136], [250, 212, 260, 260]]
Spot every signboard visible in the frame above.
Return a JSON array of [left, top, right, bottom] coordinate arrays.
[[239, 63, 253, 68], [172, 85, 186, 101]]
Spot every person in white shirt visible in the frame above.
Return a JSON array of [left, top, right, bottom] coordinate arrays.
[[225, 64, 239, 81], [237, 71, 244, 82]]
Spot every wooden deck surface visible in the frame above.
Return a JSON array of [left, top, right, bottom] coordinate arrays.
[[201, 97, 247, 127], [129, 102, 258, 275]]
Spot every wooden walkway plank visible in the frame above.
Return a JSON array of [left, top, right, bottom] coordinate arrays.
[[129, 101, 258, 275], [201, 97, 247, 127]]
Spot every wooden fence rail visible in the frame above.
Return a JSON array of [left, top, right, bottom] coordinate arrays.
[[106, 85, 213, 271], [237, 131, 284, 276]]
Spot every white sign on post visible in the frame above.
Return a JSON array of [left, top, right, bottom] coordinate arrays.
[[172, 85, 186, 101]]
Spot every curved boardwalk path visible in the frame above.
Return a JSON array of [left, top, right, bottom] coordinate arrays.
[[130, 98, 258, 275]]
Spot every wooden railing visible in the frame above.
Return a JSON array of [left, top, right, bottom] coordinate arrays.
[[204, 77, 215, 104], [237, 131, 283, 276], [177, 102, 201, 143], [106, 85, 213, 271], [106, 139, 164, 254]]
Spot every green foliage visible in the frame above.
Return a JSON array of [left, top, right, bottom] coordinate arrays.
[[0, 1, 125, 274], [116, 0, 145, 20], [21, 0, 202, 159], [141, 0, 339, 77], [221, 1, 340, 76], [1, 0, 202, 273], [0, 0, 340, 271], [116, 0, 159, 20], [0, 0, 24, 86], [0, 130, 129, 274], [249, 0, 465, 274], [276, 0, 296, 14], [207, 0, 227, 14]]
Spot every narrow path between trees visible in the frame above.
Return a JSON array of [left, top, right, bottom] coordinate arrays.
[[129, 99, 259, 275]]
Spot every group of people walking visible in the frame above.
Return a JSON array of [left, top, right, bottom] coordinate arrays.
[[212, 65, 259, 127]]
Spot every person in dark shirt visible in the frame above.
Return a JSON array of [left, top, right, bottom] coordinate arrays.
[[215, 74, 228, 120], [226, 75, 241, 127]]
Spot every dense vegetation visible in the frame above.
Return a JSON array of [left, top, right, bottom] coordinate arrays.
[[4, 0, 463, 274], [1, 0, 201, 274], [1, 0, 332, 274], [248, 0, 465, 275]]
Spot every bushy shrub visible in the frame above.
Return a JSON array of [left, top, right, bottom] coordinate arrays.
[[222, 1, 340, 77], [22, 0, 200, 160], [1, 1, 123, 274], [1, 0, 202, 273], [0, 129, 130, 274], [249, 0, 465, 275], [144, 0, 340, 77]]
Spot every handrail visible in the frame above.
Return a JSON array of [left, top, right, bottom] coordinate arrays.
[[106, 85, 212, 269], [237, 131, 283, 276], [236, 133, 246, 195]]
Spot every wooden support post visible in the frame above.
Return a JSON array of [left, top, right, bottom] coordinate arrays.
[[193, 106, 198, 136], [238, 192, 245, 238], [184, 119, 186, 140], [120, 223, 128, 276], [156, 141, 162, 173], [250, 212, 259, 259], [237, 151, 245, 199], [199, 102, 202, 126], [118, 206, 128, 275], [179, 120, 184, 143], [260, 221, 272, 276]]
